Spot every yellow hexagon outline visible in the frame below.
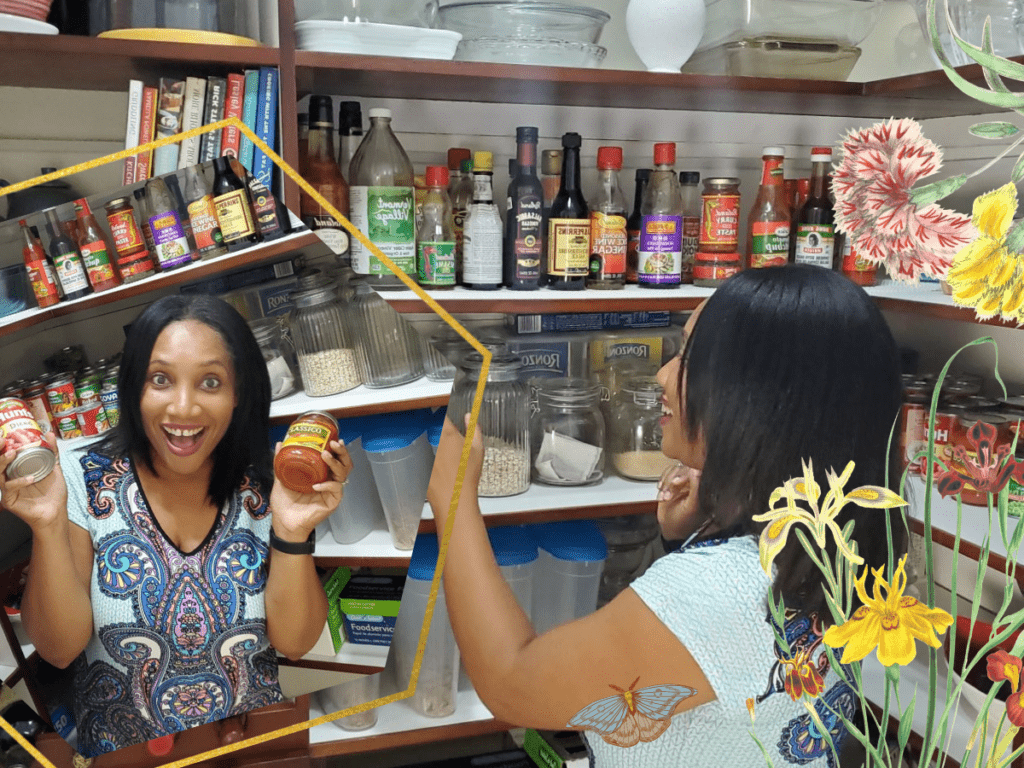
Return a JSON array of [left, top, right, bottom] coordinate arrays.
[[0, 116, 490, 768]]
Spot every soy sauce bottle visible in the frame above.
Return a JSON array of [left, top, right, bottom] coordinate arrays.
[[545, 132, 589, 291]]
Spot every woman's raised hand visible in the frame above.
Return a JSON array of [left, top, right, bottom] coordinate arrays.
[[0, 433, 68, 533], [269, 439, 353, 542]]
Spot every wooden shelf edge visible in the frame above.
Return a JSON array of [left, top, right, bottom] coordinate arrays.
[[314, 556, 412, 568], [277, 657, 384, 675], [308, 717, 513, 759], [417, 499, 657, 533]]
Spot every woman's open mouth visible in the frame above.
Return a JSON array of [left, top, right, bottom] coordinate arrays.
[[162, 425, 207, 457]]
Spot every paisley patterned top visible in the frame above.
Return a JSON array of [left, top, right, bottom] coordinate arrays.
[[585, 535, 852, 768], [64, 448, 283, 757]]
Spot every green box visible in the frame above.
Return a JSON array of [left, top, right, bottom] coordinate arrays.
[[338, 574, 405, 647]]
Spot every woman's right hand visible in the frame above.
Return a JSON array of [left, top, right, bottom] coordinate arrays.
[[656, 462, 702, 540], [0, 432, 69, 532]]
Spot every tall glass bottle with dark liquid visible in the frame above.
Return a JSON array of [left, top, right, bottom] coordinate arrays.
[[625, 168, 650, 284], [505, 126, 543, 290], [793, 147, 835, 269], [545, 132, 589, 291]]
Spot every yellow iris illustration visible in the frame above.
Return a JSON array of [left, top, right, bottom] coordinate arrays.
[[823, 556, 953, 668], [946, 183, 1024, 323], [752, 460, 907, 573]]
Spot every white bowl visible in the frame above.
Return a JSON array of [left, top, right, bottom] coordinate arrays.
[[294, 20, 461, 59]]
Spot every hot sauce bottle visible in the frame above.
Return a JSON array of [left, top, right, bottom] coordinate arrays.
[[20, 220, 60, 308], [73, 198, 121, 292]]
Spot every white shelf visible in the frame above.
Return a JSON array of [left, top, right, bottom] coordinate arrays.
[[269, 378, 452, 421], [864, 281, 954, 306], [378, 284, 716, 305], [316, 527, 411, 563]]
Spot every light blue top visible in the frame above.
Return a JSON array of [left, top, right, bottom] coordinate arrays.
[[584, 535, 852, 768]]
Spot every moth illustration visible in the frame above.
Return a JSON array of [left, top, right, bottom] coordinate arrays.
[[567, 677, 696, 748]]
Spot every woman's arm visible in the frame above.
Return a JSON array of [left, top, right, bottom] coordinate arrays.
[[265, 440, 352, 660], [426, 418, 716, 730], [0, 436, 93, 669]]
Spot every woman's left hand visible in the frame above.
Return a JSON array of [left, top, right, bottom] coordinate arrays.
[[270, 439, 353, 542]]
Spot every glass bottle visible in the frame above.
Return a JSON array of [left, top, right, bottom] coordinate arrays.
[[462, 151, 504, 290], [348, 107, 417, 289], [531, 378, 606, 486], [134, 187, 158, 256], [145, 177, 194, 270], [679, 171, 701, 284], [505, 126, 544, 290], [183, 163, 228, 261], [626, 168, 651, 285], [417, 165, 456, 289], [546, 132, 589, 291], [447, 147, 471, 198], [748, 147, 791, 269], [587, 146, 628, 289], [20, 219, 60, 308], [541, 149, 562, 214], [44, 209, 90, 301], [212, 156, 261, 251], [452, 158, 474, 285], [638, 143, 683, 289], [788, 177, 811, 262], [297, 112, 309, 176], [302, 95, 351, 262], [337, 100, 363, 175], [74, 197, 121, 291], [793, 147, 835, 269], [348, 277, 425, 387], [164, 174, 196, 257]]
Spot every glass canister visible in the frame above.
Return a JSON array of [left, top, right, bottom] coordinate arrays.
[[287, 282, 363, 397], [348, 278, 425, 388], [530, 377, 605, 486], [250, 318, 297, 400], [609, 377, 676, 481], [448, 352, 530, 497], [424, 325, 463, 382]]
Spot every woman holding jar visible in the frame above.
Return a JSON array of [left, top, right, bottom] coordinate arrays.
[[0, 295, 352, 757]]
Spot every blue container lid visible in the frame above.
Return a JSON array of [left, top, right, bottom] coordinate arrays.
[[408, 533, 440, 580], [488, 525, 538, 566], [361, 412, 426, 442], [336, 417, 364, 445], [363, 431, 418, 453], [529, 521, 607, 562], [427, 421, 444, 448]]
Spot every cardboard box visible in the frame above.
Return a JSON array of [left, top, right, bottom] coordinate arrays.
[[338, 574, 405, 647]]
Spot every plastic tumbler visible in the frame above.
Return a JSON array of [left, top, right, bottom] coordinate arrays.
[[528, 520, 607, 635], [328, 418, 387, 545], [364, 425, 433, 550]]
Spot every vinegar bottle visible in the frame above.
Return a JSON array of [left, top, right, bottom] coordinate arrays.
[[793, 147, 835, 269], [545, 132, 589, 291], [587, 146, 627, 289], [44, 209, 91, 301]]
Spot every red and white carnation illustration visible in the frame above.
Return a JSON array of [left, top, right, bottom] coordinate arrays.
[[833, 118, 976, 283]]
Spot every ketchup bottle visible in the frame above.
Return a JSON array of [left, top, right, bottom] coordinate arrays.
[[74, 198, 121, 292], [20, 219, 60, 308]]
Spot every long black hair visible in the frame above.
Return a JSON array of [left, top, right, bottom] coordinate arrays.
[[679, 265, 904, 615], [97, 294, 273, 507]]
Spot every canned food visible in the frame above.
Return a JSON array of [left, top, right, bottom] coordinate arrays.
[[940, 380, 982, 403], [947, 412, 1012, 506], [0, 398, 56, 482], [100, 383, 119, 428], [46, 374, 78, 415], [926, 408, 960, 478], [901, 383, 930, 476], [55, 410, 83, 441], [22, 382, 53, 435], [76, 402, 109, 436], [75, 374, 102, 407]]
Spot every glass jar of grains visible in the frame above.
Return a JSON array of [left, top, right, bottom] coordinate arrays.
[[448, 352, 530, 497], [530, 378, 605, 486], [609, 377, 676, 481], [287, 281, 363, 397]]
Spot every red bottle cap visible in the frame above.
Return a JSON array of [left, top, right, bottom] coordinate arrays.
[[426, 165, 449, 188], [597, 146, 623, 170], [653, 142, 676, 166], [447, 147, 471, 170], [811, 146, 832, 154], [147, 735, 175, 756], [74, 197, 92, 216]]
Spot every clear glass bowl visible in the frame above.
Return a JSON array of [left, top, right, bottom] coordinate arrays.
[[455, 36, 607, 66], [438, 1, 610, 45]]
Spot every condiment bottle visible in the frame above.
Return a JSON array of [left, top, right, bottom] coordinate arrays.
[[232, 157, 288, 243], [679, 171, 701, 284], [183, 163, 228, 261], [546, 132, 589, 291], [212, 156, 261, 251], [505, 126, 544, 290], [788, 177, 811, 261], [44, 209, 90, 301], [793, 147, 835, 269], [447, 147, 471, 197], [144, 177, 194, 270], [462, 151, 504, 290], [638, 142, 683, 289], [699, 177, 741, 254], [274, 411, 340, 494], [587, 145, 627, 289], [134, 187, 158, 256], [541, 149, 562, 215], [417, 165, 456, 289], [20, 219, 60, 308], [841, 237, 878, 286], [297, 112, 309, 176], [104, 197, 156, 282], [348, 107, 416, 289], [625, 168, 651, 285], [73, 198, 121, 292], [164, 174, 196, 257], [337, 100, 363, 175], [301, 95, 351, 261], [451, 158, 474, 285], [747, 147, 791, 269]]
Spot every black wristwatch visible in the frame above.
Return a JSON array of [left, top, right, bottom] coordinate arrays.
[[269, 527, 316, 555]]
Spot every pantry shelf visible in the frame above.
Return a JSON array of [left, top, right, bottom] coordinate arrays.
[[867, 282, 1024, 329], [281, 642, 389, 676], [269, 378, 452, 423]]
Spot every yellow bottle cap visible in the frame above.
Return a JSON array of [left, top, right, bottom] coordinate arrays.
[[473, 151, 493, 173]]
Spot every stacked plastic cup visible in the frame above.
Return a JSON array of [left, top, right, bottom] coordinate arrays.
[[363, 415, 434, 551], [528, 520, 607, 635], [488, 524, 538, 616], [320, 672, 380, 731], [327, 417, 387, 545], [426, 407, 447, 455]]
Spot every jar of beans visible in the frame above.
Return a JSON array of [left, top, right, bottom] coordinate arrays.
[[287, 280, 363, 397]]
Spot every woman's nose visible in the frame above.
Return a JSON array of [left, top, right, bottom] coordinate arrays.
[[168, 384, 199, 416]]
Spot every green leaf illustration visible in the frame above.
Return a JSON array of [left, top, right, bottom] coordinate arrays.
[[898, 694, 917, 755], [968, 121, 1020, 139], [908, 175, 968, 207]]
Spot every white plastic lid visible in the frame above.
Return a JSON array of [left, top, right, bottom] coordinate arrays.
[[762, 146, 785, 156], [368, 108, 392, 119]]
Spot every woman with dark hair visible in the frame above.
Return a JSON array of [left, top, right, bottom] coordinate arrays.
[[0, 295, 351, 757], [427, 265, 905, 768]]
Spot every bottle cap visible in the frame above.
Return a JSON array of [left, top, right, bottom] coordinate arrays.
[[653, 142, 675, 166], [679, 171, 700, 185], [460, 158, 473, 174], [811, 146, 833, 161], [448, 147, 471, 170], [762, 146, 785, 157], [561, 132, 582, 150], [542, 149, 562, 175], [308, 95, 334, 126], [74, 197, 91, 215], [516, 126, 539, 143], [367, 107, 392, 120], [473, 151, 493, 172], [596, 146, 622, 170], [426, 165, 449, 187], [635, 168, 652, 183], [339, 100, 362, 132]]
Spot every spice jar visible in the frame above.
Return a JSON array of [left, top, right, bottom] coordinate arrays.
[[250, 319, 297, 400], [274, 411, 340, 493], [530, 378, 605, 486], [287, 282, 362, 397], [448, 352, 530, 497], [699, 177, 741, 253], [692, 251, 742, 287], [348, 277, 424, 388], [0, 398, 56, 482], [609, 377, 676, 481]]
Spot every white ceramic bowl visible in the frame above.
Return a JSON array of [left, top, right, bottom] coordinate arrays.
[[294, 20, 461, 59]]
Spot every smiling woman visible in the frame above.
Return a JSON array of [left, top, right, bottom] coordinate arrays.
[[0, 295, 353, 758]]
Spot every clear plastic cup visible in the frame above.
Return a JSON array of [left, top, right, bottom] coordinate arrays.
[[364, 429, 433, 550], [320, 673, 380, 731], [528, 521, 607, 635], [328, 423, 387, 545], [489, 525, 537, 616]]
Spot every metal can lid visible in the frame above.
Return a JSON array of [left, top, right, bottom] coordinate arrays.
[[46, 374, 74, 387], [958, 412, 1010, 427], [7, 446, 55, 483], [703, 177, 740, 189]]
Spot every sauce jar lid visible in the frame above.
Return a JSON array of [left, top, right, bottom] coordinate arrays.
[[703, 177, 740, 187], [104, 197, 131, 209]]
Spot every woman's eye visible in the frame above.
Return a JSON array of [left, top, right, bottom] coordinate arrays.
[[150, 373, 169, 386], [203, 376, 221, 390]]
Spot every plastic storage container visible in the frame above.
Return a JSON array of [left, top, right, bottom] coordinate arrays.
[[529, 520, 607, 635], [488, 525, 538, 616], [0, 265, 30, 318], [426, 408, 447, 454], [392, 534, 460, 718], [319, 673, 380, 731], [594, 515, 660, 606], [327, 418, 387, 545], [364, 422, 434, 550]]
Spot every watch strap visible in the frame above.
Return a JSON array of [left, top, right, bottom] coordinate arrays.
[[270, 527, 316, 555]]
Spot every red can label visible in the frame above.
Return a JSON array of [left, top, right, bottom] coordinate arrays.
[[23, 391, 53, 435], [0, 398, 47, 452], [56, 411, 83, 440], [901, 402, 926, 476], [926, 411, 958, 477], [700, 194, 740, 248], [46, 378, 78, 415], [76, 403, 109, 436]]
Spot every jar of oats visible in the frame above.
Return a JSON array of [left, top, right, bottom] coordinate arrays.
[[448, 352, 530, 497], [287, 281, 363, 397]]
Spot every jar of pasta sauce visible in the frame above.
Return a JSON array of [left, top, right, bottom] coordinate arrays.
[[105, 197, 156, 283], [948, 412, 1012, 506], [274, 411, 339, 493], [699, 178, 741, 253], [0, 398, 56, 482]]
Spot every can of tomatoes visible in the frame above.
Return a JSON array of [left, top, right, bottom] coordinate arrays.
[[0, 398, 56, 482], [76, 402, 110, 436], [948, 412, 1012, 506]]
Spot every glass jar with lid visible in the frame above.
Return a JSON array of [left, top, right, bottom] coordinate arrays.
[[348, 277, 425, 387], [249, 318, 297, 400], [287, 281, 363, 397], [609, 376, 676, 481], [530, 377, 605, 486], [448, 352, 530, 497]]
